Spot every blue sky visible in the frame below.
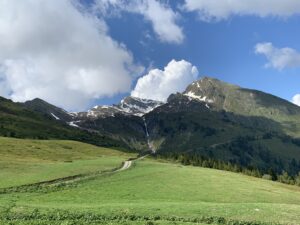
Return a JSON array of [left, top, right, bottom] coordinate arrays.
[[99, 2, 300, 106], [1, 0, 300, 111]]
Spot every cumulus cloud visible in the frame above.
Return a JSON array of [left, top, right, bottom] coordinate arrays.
[[131, 60, 198, 101], [94, 0, 184, 44], [0, 0, 143, 111], [292, 94, 300, 106], [183, 0, 300, 21], [255, 43, 300, 70]]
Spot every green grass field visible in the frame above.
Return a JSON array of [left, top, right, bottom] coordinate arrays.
[[0, 138, 300, 224], [0, 137, 133, 188]]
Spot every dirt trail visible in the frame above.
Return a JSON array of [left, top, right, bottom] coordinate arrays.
[[0, 155, 147, 194], [117, 160, 132, 171], [116, 154, 149, 172]]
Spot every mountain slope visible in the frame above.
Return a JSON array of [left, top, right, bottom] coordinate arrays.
[[2, 77, 300, 174], [69, 96, 163, 151], [143, 78, 300, 175], [24, 98, 73, 122], [183, 77, 300, 136], [75, 114, 148, 151], [0, 97, 127, 149], [75, 96, 163, 120]]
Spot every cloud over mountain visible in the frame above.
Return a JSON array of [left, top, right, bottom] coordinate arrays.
[[292, 94, 300, 106], [0, 0, 142, 111], [131, 60, 199, 102]]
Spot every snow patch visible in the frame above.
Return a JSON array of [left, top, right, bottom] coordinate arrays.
[[99, 105, 110, 109], [68, 121, 80, 128], [69, 112, 78, 117], [118, 98, 163, 116], [51, 113, 60, 120], [93, 105, 109, 110], [83, 97, 164, 119], [121, 103, 159, 116], [184, 91, 213, 103], [87, 110, 97, 117]]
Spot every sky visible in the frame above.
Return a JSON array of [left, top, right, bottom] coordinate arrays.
[[1, 0, 300, 111]]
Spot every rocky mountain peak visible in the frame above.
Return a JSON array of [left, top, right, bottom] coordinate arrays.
[[182, 76, 300, 118], [76, 96, 164, 119], [24, 98, 72, 121], [183, 77, 239, 105], [118, 96, 164, 116]]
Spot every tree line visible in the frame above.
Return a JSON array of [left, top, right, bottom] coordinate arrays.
[[154, 152, 300, 186]]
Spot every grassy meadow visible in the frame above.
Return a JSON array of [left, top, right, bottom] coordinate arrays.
[[0, 137, 133, 188], [0, 137, 300, 224]]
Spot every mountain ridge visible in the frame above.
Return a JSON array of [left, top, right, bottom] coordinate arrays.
[[2, 76, 300, 175], [183, 77, 300, 116]]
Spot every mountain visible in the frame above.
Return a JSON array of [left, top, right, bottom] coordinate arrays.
[[183, 77, 300, 136], [61, 77, 300, 175], [1, 77, 300, 175], [69, 96, 162, 151], [0, 97, 127, 149], [64, 97, 162, 151], [143, 77, 300, 175], [24, 98, 73, 122], [0, 96, 156, 152], [75, 96, 163, 120], [118, 96, 163, 116]]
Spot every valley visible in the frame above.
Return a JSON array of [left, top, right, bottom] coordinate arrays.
[[2, 2, 300, 224], [1, 77, 300, 224]]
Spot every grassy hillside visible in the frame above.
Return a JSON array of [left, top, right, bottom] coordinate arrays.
[[0, 137, 133, 188], [147, 102, 300, 176], [184, 77, 300, 137], [1, 157, 300, 224], [79, 114, 148, 151], [0, 97, 130, 150]]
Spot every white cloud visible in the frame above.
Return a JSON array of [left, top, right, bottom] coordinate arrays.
[[292, 94, 300, 106], [94, 0, 184, 44], [0, 0, 142, 111], [255, 42, 300, 70], [183, 0, 300, 21], [131, 59, 198, 101]]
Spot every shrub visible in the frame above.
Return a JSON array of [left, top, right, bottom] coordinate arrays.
[[262, 174, 272, 180]]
